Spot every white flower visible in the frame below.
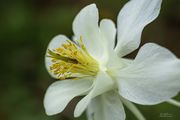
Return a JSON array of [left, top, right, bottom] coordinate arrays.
[[44, 0, 180, 120]]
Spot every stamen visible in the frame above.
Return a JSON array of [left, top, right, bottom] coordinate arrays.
[[47, 37, 99, 80]]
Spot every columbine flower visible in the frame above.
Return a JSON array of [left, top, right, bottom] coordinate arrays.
[[44, 0, 180, 120]]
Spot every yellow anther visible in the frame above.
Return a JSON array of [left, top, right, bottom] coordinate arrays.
[[47, 37, 99, 80]]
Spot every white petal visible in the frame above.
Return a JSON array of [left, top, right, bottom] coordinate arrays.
[[99, 19, 117, 63], [116, 43, 180, 105], [72, 4, 108, 61], [47, 35, 68, 50], [115, 0, 162, 57], [74, 71, 114, 117], [44, 78, 93, 116], [87, 91, 126, 120], [45, 35, 69, 79], [100, 19, 116, 51]]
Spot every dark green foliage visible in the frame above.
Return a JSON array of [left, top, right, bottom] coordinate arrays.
[[0, 0, 179, 120]]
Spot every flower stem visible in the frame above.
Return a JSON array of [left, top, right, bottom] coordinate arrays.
[[167, 99, 180, 107], [120, 97, 146, 120]]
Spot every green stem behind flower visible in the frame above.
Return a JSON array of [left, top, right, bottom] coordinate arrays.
[[167, 99, 180, 107], [120, 97, 146, 120]]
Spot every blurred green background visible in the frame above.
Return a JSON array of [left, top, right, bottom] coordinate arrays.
[[0, 0, 180, 120]]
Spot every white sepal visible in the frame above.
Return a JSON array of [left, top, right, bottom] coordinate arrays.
[[115, 0, 162, 57], [117, 43, 180, 105], [44, 78, 93, 115]]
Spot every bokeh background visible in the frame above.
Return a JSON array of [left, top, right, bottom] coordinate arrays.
[[0, 0, 180, 120]]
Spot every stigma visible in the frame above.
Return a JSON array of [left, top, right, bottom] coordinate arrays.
[[47, 37, 99, 80]]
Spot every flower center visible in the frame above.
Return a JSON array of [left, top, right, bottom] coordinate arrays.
[[47, 37, 99, 80]]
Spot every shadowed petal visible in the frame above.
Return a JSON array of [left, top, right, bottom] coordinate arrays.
[[87, 91, 126, 120], [45, 35, 69, 79], [100, 19, 116, 51]]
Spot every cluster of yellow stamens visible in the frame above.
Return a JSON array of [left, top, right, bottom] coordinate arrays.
[[47, 37, 99, 80]]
